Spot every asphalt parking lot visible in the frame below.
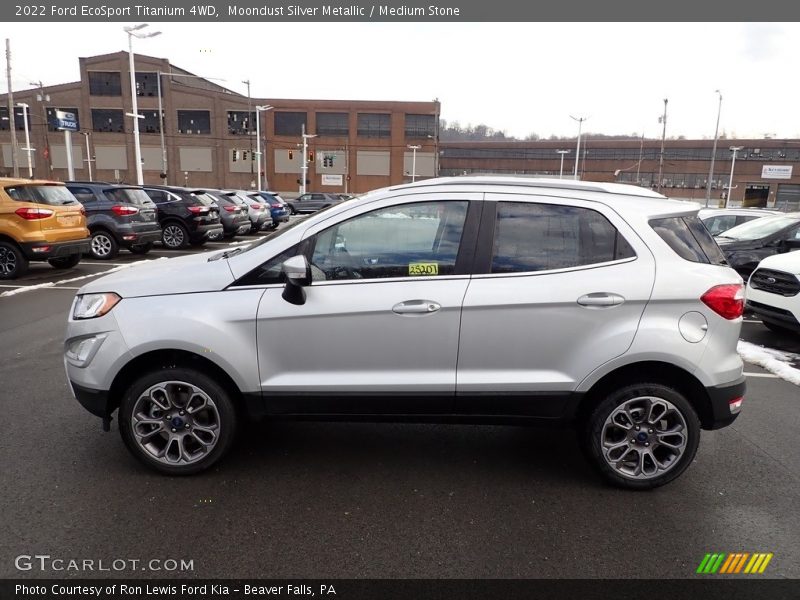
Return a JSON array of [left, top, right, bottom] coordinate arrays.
[[0, 229, 799, 580]]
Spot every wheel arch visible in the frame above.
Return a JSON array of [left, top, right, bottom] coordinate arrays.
[[577, 361, 714, 429], [109, 349, 247, 417]]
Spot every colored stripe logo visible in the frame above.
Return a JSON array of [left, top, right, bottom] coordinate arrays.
[[697, 552, 773, 574]]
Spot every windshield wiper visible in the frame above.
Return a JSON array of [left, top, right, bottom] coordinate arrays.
[[208, 247, 244, 262]]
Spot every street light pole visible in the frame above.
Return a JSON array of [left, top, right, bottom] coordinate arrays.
[[17, 103, 33, 178], [255, 105, 273, 191], [80, 131, 94, 180], [243, 79, 254, 186], [657, 98, 668, 194], [124, 24, 161, 186], [726, 146, 743, 208], [556, 149, 570, 178], [301, 124, 317, 195], [570, 115, 586, 179], [30, 80, 52, 176], [407, 144, 421, 182], [705, 90, 723, 207]]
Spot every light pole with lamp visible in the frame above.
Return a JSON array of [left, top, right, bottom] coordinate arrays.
[[704, 90, 723, 207], [570, 115, 587, 179], [255, 105, 273, 191], [300, 125, 317, 195], [80, 131, 94, 180], [657, 98, 668, 193], [124, 23, 161, 186], [16, 103, 33, 178], [556, 149, 570, 178], [725, 146, 743, 207], [407, 145, 421, 182]]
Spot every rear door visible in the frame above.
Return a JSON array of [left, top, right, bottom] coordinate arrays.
[[455, 193, 655, 414]]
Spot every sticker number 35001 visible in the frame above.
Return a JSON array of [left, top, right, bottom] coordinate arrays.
[[408, 263, 439, 276]]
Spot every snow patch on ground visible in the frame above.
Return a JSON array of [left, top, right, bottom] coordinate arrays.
[[737, 341, 800, 387]]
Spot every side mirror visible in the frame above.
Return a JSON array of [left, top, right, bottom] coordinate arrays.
[[281, 255, 311, 305]]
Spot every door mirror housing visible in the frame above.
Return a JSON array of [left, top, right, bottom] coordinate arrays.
[[281, 255, 311, 305]]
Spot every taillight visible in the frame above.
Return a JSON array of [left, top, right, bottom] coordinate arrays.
[[188, 206, 210, 215], [271, 203, 281, 208], [729, 396, 743, 413], [223, 205, 238, 213], [111, 205, 139, 216], [250, 203, 262, 210], [15, 207, 54, 220], [701, 284, 744, 320], [80, 206, 86, 216]]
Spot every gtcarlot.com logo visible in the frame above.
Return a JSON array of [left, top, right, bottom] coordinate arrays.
[[696, 552, 773, 574]]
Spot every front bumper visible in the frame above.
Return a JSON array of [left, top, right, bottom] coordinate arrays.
[[70, 380, 114, 418], [704, 376, 746, 430], [20, 237, 91, 260], [747, 299, 800, 334]]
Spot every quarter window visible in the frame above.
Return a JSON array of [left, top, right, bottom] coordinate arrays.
[[491, 202, 635, 273]]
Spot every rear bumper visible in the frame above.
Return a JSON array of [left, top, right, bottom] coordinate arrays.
[[189, 222, 224, 242], [120, 229, 162, 246], [20, 237, 91, 260], [704, 376, 746, 430]]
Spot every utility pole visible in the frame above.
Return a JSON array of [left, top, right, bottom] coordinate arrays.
[[726, 146, 743, 208], [407, 144, 421, 182], [5, 39, 19, 177], [81, 131, 94, 180], [17, 103, 32, 178], [300, 124, 316, 195], [570, 115, 586, 179], [705, 90, 723, 207], [657, 98, 668, 194], [243, 79, 254, 187], [30, 80, 52, 176]]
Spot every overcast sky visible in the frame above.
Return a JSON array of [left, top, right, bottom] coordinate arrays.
[[3, 22, 798, 140]]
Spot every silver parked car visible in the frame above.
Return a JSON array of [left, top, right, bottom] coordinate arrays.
[[698, 207, 780, 236], [64, 177, 746, 489]]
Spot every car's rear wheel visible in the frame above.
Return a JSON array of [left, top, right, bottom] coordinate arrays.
[[47, 254, 81, 269], [162, 223, 189, 249], [119, 368, 238, 475], [0, 241, 28, 279], [89, 230, 119, 260], [584, 383, 700, 490], [129, 242, 153, 255]]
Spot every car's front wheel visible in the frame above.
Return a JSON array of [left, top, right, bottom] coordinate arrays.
[[119, 368, 238, 475], [584, 383, 700, 490]]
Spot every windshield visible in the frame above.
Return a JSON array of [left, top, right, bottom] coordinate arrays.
[[220, 214, 312, 255], [718, 214, 799, 241], [5, 184, 79, 206], [103, 188, 154, 206]]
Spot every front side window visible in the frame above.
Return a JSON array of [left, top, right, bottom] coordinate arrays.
[[310, 201, 468, 281], [491, 202, 635, 273]]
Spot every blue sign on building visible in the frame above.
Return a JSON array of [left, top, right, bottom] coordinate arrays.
[[55, 110, 78, 132]]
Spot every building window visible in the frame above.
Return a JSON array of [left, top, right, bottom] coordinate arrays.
[[91, 109, 125, 133], [0, 106, 28, 131], [316, 112, 349, 137], [274, 112, 307, 137], [227, 111, 256, 135], [135, 72, 161, 97], [357, 113, 391, 137], [405, 114, 435, 138], [140, 110, 162, 134], [177, 110, 211, 135], [46, 107, 81, 132], [88, 71, 122, 96]]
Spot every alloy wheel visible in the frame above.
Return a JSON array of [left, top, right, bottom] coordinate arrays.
[[0, 246, 17, 276], [163, 225, 185, 249], [91, 233, 113, 258]]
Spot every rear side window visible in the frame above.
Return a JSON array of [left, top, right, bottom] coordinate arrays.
[[5, 185, 79, 206], [651, 216, 727, 265], [103, 188, 153, 206], [491, 202, 635, 274], [66, 186, 96, 203]]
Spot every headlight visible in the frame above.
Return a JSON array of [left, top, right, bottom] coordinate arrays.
[[73, 293, 121, 320]]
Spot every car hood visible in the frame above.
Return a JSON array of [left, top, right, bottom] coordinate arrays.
[[755, 250, 800, 276], [77, 252, 235, 298], [715, 237, 763, 251]]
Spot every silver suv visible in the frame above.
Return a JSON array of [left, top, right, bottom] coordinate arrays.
[[64, 177, 746, 489]]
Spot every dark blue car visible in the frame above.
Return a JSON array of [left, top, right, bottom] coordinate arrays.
[[249, 191, 290, 229]]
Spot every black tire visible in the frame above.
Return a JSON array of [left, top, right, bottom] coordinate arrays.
[[161, 222, 189, 249], [289, 205, 297, 215], [129, 242, 153, 255], [89, 230, 119, 260], [0, 241, 28, 280], [118, 367, 238, 475], [189, 239, 207, 247], [762, 321, 793, 336], [48, 254, 81, 269], [583, 383, 700, 490]]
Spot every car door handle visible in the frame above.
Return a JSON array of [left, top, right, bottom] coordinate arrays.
[[392, 300, 441, 314], [577, 293, 625, 307]]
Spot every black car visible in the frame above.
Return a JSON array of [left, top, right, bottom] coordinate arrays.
[[285, 192, 345, 215], [715, 212, 800, 276], [65, 182, 161, 259], [142, 185, 224, 249], [202, 190, 252, 238]]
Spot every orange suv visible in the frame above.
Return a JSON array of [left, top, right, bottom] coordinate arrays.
[[0, 178, 90, 279]]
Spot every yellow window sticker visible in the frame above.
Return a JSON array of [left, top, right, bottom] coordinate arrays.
[[408, 262, 439, 276]]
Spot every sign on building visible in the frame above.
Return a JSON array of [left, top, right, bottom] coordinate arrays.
[[761, 165, 793, 179], [321, 174, 343, 186], [54, 110, 78, 132]]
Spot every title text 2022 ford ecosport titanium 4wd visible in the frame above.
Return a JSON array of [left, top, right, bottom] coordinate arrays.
[[65, 177, 746, 489]]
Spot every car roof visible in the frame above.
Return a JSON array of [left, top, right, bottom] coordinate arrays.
[[0, 177, 66, 186]]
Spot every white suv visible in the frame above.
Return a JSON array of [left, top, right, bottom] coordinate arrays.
[[746, 252, 800, 335], [64, 177, 746, 489]]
